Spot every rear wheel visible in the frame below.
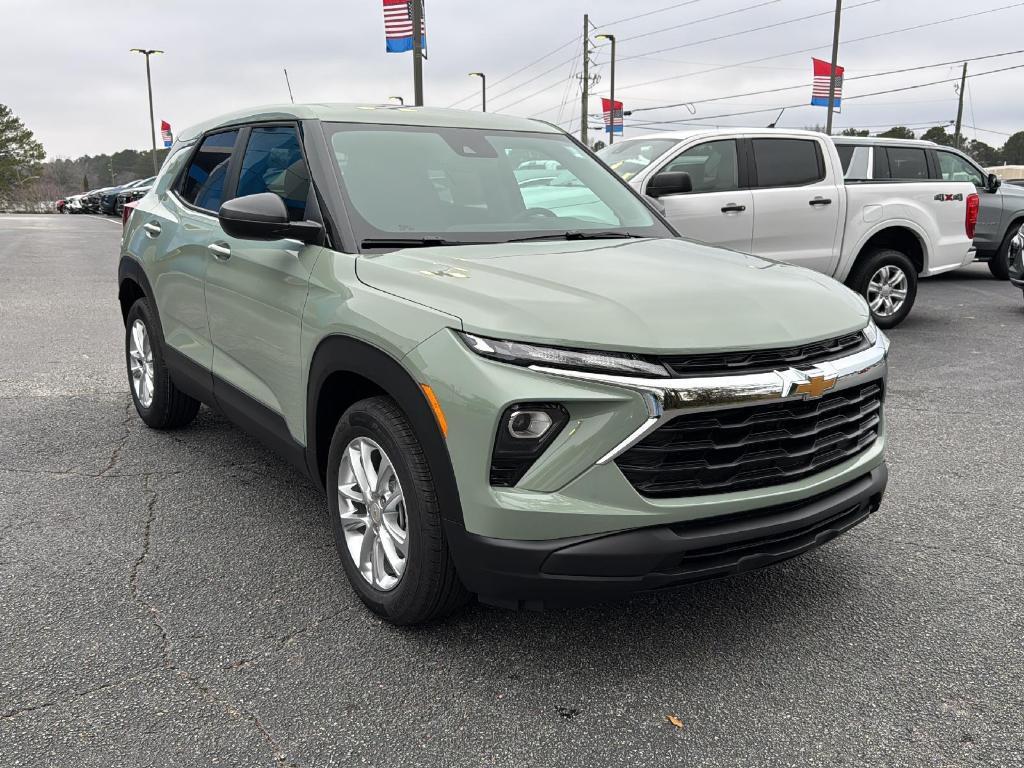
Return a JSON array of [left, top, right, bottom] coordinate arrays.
[[124, 299, 201, 429], [848, 248, 918, 329], [326, 396, 468, 625]]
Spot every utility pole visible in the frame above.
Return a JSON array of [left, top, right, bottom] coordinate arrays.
[[595, 34, 617, 143], [412, 0, 424, 106], [825, 0, 842, 135], [130, 49, 164, 175], [954, 62, 968, 150], [580, 14, 590, 146], [283, 68, 295, 103]]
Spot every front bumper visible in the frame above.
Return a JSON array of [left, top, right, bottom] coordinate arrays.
[[446, 464, 887, 609], [1009, 229, 1024, 287]]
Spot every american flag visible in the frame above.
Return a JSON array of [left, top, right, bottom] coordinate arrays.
[[811, 58, 843, 109], [602, 98, 624, 135], [384, 0, 426, 53], [160, 120, 173, 148]]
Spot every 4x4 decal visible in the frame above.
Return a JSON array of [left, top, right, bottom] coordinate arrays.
[[934, 192, 964, 201]]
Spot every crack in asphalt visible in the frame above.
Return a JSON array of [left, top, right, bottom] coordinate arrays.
[[129, 474, 300, 768], [277, 608, 347, 647], [0, 680, 121, 722], [99, 398, 134, 476], [890, 538, 1024, 570]]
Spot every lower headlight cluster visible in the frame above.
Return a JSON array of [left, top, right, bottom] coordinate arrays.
[[490, 403, 568, 487]]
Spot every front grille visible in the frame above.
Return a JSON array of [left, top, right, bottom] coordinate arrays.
[[615, 381, 883, 498], [660, 332, 867, 377]]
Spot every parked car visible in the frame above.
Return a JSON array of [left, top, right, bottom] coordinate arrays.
[[100, 179, 145, 215], [833, 136, 1024, 280], [599, 129, 978, 327], [116, 176, 155, 216], [1003, 179, 1024, 188], [55, 199, 67, 213], [1008, 223, 1024, 300], [80, 187, 112, 213], [65, 194, 86, 213], [119, 104, 890, 624]]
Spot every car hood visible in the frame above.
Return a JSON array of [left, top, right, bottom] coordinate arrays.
[[355, 238, 869, 354]]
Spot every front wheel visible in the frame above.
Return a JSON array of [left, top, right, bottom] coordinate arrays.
[[326, 396, 468, 625], [124, 299, 201, 429], [848, 248, 918, 329], [988, 223, 1021, 280]]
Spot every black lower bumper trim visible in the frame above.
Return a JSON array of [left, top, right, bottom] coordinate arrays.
[[445, 464, 887, 610]]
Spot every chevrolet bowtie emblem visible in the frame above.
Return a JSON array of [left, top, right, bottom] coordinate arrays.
[[793, 374, 837, 399]]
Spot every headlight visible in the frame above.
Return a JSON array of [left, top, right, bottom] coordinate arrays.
[[863, 319, 889, 352], [458, 332, 670, 378]]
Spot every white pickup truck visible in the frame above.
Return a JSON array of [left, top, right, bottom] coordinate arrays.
[[597, 129, 979, 327]]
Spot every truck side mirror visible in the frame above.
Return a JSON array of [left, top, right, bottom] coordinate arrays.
[[646, 171, 693, 199], [987, 173, 1002, 193]]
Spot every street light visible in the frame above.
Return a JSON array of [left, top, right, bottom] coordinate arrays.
[[594, 34, 616, 144], [130, 48, 164, 175], [468, 72, 486, 112]]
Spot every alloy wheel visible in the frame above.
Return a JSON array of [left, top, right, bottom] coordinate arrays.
[[129, 319, 155, 408], [867, 265, 909, 318], [337, 437, 409, 591]]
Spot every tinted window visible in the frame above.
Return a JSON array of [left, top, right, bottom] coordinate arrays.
[[886, 147, 928, 180], [178, 130, 239, 211], [872, 147, 891, 179], [836, 144, 871, 180], [658, 139, 738, 193], [937, 151, 984, 186], [235, 126, 310, 220], [752, 138, 823, 187]]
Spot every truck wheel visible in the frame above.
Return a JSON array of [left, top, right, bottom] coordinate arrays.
[[124, 299, 201, 429], [326, 396, 468, 625], [848, 249, 918, 329], [988, 223, 1020, 280]]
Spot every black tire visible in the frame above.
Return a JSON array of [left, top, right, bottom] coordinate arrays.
[[124, 298, 200, 429], [847, 248, 918, 329], [326, 396, 468, 625], [987, 223, 1021, 280]]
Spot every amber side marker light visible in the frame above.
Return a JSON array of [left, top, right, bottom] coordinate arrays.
[[420, 384, 448, 438]]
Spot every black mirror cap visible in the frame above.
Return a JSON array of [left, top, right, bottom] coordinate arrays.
[[218, 192, 323, 245], [646, 171, 693, 199], [987, 173, 1002, 192]]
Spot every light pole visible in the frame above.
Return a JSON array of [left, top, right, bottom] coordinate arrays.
[[130, 48, 164, 175], [595, 33, 616, 143], [468, 72, 486, 112]]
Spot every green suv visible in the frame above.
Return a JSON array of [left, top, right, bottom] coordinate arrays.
[[118, 104, 890, 624]]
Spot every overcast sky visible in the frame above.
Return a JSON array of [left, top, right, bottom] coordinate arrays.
[[4, 0, 1024, 159]]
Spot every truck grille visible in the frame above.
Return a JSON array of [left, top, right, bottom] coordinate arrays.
[[615, 381, 883, 498], [660, 332, 867, 377]]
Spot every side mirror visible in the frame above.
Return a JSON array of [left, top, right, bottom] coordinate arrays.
[[218, 192, 322, 245], [986, 173, 1001, 193], [646, 171, 693, 199]]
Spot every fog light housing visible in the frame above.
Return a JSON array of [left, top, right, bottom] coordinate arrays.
[[490, 403, 568, 487]]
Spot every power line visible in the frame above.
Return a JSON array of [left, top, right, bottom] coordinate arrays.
[[617, 0, 784, 44], [629, 48, 1024, 114], [617, 0, 878, 64], [616, 1, 1024, 92], [596, 0, 712, 29]]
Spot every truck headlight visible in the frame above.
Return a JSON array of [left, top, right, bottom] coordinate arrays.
[[863, 319, 889, 352], [458, 332, 670, 378]]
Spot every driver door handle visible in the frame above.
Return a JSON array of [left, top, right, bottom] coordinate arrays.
[[208, 242, 231, 260], [721, 204, 746, 213]]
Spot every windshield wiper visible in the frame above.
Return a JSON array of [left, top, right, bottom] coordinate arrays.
[[504, 231, 645, 243], [360, 237, 484, 249]]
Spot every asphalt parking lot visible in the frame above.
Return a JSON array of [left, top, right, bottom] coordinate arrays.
[[1, 213, 1022, 767]]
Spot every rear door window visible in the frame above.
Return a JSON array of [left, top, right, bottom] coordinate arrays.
[[235, 126, 310, 220], [751, 138, 824, 187], [885, 147, 929, 180], [178, 130, 239, 211]]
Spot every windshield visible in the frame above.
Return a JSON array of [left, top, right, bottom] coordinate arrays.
[[325, 123, 672, 246], [596, 138, 679, 181]]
